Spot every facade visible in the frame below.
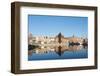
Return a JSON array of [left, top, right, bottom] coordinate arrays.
[[29, 36, 55, 45], [67, 35, 83, 44], [28, 33, 87, 45]]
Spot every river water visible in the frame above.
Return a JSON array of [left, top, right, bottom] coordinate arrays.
[[28, 45, 88, 61]]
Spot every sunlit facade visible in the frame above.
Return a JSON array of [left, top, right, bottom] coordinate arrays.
[[28, 33, 87, 45]]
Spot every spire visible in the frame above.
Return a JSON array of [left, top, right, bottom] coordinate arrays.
[[29, 32, 32, 35], [58, 32, 62, 37], [28, 33, 33, 41], [72, 34, 75, 38]]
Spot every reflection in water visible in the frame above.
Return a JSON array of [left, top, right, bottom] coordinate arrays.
[[28, 45, 88, 61]]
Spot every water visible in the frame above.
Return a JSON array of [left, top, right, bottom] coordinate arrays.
[[28, 45, 88, 61]]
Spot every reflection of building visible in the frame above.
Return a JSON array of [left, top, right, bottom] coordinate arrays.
[[28, 32, 88, 45], [28, 45, 85, 56]]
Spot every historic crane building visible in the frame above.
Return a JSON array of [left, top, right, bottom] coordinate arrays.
[[28, 32, 87, 46]]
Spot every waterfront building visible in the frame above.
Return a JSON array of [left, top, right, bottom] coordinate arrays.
[[28, 33, 87, 46], [67, 35, 83, 44]]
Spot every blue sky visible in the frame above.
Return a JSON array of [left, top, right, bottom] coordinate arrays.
[[28, 15, 88, 37]]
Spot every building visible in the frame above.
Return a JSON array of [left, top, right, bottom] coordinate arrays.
[[28, 33, 87, 46], [67, 35, 83, 44], [28, 35, 56, 45]]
